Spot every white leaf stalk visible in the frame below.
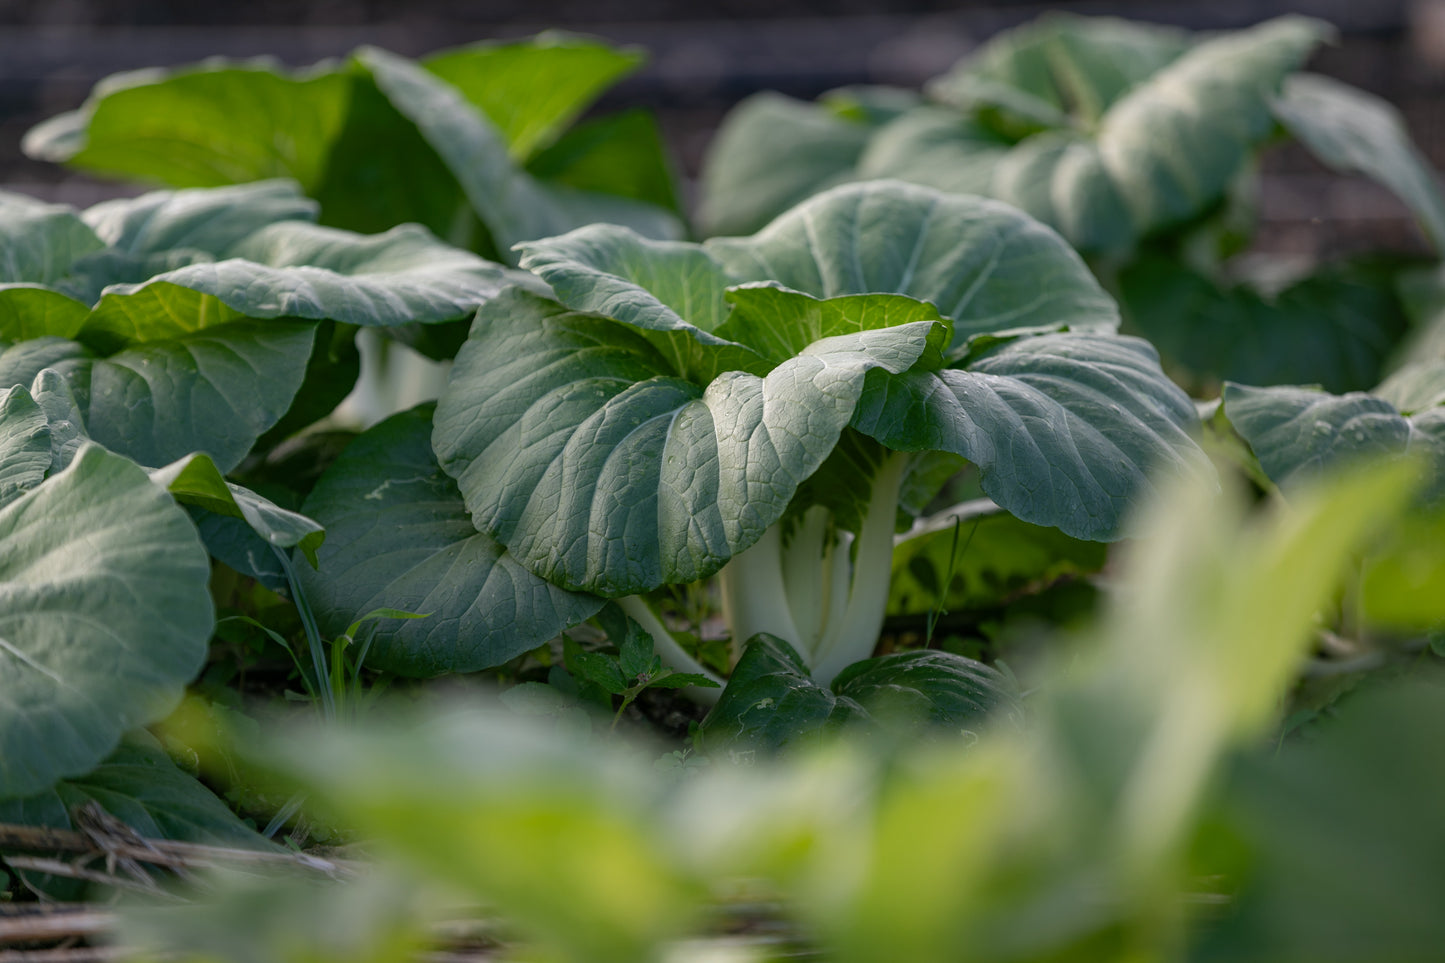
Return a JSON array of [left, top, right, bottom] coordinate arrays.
[[718, 451, 911, 685]]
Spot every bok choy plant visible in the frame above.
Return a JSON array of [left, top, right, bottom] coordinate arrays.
[[291, 181, 1211, 692], [0, 176, 530, 820], [701, 14, 1445, 396]]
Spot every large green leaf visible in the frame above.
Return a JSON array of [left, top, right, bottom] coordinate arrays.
[[852, 333, 1207, 540], [22, 60, 353, 187], [433, 288, 940, 595], [449, 183, 1200, 597], [705, 181, 1119, 354], [0, 336, 90, 390], [22, 61, 471, 244], [719, 286, 949, 368], [0, 323, 311, 475], [422, 32, 643, 161], [80, 216, 527, 343], [1274, 73, 1445, 253], [358, 47, 681, 263], [698, 92, 874, 237], [0, 444, 212, 799], [1221, 382, 1444, 495], [854, 108, 1011, 199], [20, 60, 475, 246], [517, 225, 738, 340], [24, 39, 675, 255], [80, 320, 317, 472], [0, 285, 93, 342], [699, 17, 1325, 253], [298, 404, 602, 675]]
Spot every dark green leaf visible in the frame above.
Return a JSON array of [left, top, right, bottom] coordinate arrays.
[[1119, 256, 1410, 395], [0, 192, 105, 285], [0, 444, 213, 799], [831, 649, 1024, 732], [79, 319, 316, 473], [618, 621, 655, 680], [1199, 681, 1445, 963], [81, 179, 316, 258], [297, 404, 602, 676], [564, 635, 630, 695], [696, 634, 868, 754], [359, 47, 680, 262]]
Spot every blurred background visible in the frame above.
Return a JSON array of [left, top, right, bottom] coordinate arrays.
[[4, 0, 1444, 257]]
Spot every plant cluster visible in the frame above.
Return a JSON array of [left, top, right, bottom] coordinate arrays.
[[0, 17, 1442, 963]]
